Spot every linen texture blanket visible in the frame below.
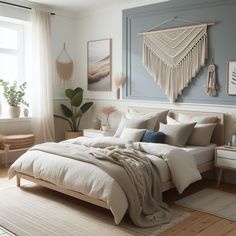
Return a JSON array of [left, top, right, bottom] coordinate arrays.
[[30, 142, 171, 227]]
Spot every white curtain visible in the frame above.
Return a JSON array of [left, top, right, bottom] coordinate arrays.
[[31, 9, 55, 143]]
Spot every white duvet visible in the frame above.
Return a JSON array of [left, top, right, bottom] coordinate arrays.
[[9, 137, 201, 224]]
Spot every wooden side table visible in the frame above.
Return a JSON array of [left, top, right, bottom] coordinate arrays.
[[215, 146, 236, 187]]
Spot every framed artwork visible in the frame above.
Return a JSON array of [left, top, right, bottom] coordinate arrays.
[[227, 61, 236, 95], [87, 39, 112, 91]]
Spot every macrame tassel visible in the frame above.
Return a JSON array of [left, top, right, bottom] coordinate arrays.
[[56, 43, 73, 88], [203, 64, 219, 96], [56, 61, 73, 81], [143, 25, 208, 102]]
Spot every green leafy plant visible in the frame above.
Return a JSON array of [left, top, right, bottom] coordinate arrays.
[[0, 79, 29, 107], [54, 87, 93, 131]]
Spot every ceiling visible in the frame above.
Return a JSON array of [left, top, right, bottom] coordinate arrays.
[[26, 0, 129, 12]]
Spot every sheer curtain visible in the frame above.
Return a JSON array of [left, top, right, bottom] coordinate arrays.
[[31, 9, 55, 143]]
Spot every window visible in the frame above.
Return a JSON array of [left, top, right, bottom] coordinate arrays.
[[0, 19, 31, 118]]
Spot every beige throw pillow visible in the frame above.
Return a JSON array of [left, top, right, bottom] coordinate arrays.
[[159, 122, 196, 147], [178, 113, 217, 124], [114, 117, 148, 137], [127, 109, 168, 131], [187, 123, 216, 146], [120, 128, 146, 142]]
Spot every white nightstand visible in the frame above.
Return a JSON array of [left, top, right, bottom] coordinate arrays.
[[215, 146, 236, 187], [83, 129, 114, 138]]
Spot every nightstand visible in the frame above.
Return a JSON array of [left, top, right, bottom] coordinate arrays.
[[215, 146, 236, 187], [83, 129, 114, 138]]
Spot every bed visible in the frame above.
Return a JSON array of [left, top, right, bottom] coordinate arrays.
[[8, 108, 224, 226]]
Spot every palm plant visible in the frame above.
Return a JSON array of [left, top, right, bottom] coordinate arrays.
[[54, 87, 93, 131]]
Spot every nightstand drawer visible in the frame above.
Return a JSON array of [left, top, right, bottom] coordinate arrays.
[[216, 149, 236, 160], [216, 157, 236, 169]]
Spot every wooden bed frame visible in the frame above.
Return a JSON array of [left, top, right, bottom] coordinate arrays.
[[16, 108, 225, 213]]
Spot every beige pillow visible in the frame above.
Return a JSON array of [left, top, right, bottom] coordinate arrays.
[[187, 123, 216, 146], [167, 116, 217, 146], [120, 128, 146, 142], [159, 122, 196, 147], [178, 113, 217, 124], [114, 117, 148, 137], [127, 109, 168, 131]]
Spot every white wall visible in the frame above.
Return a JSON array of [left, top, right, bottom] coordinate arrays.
[[0, 2, 77, 161]]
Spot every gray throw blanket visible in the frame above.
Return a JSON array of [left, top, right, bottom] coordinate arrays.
[[30, 142, 171, 227]]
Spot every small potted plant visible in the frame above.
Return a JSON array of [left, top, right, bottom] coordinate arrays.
[[0, 79, 29, 118], [54, 87, 93, 139]]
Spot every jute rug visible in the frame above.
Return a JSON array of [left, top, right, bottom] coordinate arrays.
[[0, 185, 190, 236], [175, 188, 236, 222]]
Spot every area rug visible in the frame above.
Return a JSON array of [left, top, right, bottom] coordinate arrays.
[[175, 188, 236, 221], [0, 186, 190, 236]]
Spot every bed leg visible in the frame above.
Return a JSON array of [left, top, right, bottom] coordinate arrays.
[[16, 175, 21, 187]]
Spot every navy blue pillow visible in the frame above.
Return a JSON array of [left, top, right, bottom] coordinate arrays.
[[141, 130, 165, 143]]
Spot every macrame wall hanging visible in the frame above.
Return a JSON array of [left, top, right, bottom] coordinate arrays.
[[56, 43, 73, 87], [139, 17, 215, 102]]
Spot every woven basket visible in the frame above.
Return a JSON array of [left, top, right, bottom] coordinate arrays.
[[3, 134, 35, 150]]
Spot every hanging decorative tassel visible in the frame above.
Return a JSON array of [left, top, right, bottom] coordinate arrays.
[[56, 42, 73, 87], [203, 64, 219, 96]]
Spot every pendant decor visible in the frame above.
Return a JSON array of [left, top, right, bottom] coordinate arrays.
[[203, 64, 219, 97], [140, 18, 214, 102], [56, 43, 73, 87]]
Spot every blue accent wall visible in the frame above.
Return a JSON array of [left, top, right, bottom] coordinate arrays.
[[122, 0, 236, 105]]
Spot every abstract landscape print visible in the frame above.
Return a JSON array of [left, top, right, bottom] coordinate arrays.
[[87, 39, 112, 91], [228, 61, 236, 95]]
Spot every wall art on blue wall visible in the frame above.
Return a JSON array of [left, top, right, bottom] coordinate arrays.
[[227, 61, 236, 95]]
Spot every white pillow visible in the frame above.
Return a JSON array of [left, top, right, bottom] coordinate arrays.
[[167, 116, 179, 125], [120, 128, 146, 142], [114, 116, 148, 137], [165, 149, 202, 193]]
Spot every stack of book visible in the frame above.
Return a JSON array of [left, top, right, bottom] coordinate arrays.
[[2, 134, 35, 149]]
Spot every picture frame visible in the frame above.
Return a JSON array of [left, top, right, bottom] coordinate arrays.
[[227, 61, 236, 95], [87, 39, 112, 91]]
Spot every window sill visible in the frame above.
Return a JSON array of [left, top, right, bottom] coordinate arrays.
[[0, 117, 31, 123]]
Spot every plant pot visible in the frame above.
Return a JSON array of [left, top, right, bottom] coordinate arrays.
[[101, 125, 110, 131], [24, 108, 29, 117], [9, 106, 20, 118], [64, 131, 83, 140]]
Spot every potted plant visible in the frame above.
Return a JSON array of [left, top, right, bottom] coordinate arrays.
[[54, 87, 93, 139], [0, 79, 29, 118]]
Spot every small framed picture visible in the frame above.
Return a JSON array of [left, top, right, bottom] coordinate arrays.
[[227, 61, 236, 95], [87, 39, 112, 91]]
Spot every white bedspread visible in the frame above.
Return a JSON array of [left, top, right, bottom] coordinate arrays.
[[9, 137, 201, 224]]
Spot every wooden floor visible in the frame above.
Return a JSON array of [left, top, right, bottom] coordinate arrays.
[[0, 166, 235, 235]]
